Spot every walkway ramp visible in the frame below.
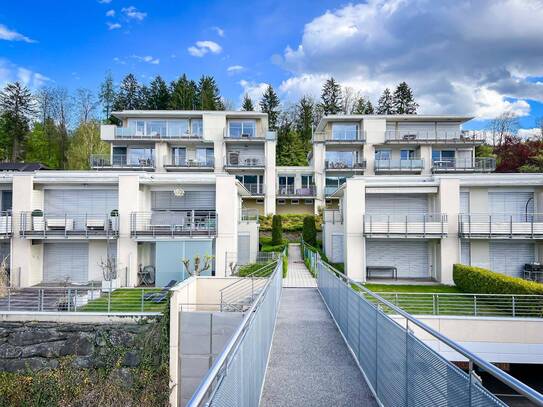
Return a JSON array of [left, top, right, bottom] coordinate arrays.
[[283, 244, 317, 288]]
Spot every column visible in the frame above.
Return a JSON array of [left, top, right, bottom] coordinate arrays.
[[118, 174, 139, 286], [215, 175, 238, 277], [264, 138, 276, 215], [420, 145, 432, 175], [313, 143, 326, 212], [154, 141, 169, 172], [438, 178, 460, 284], [363, 144, 375, 176], [343, 178, 366, 282]]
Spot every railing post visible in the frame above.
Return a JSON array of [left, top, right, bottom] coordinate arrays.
[[74, 289, 78, 312], [7, 288, 11, 311], [432, 294, 436, 315], [474, 295, 477, 316], [141, 288, 144, 312], [107, 289, 111, 313], [468, 359, 474, 406], [512, 296, 516, 318]]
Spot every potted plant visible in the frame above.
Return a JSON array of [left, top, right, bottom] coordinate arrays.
[[31, 209, 44, 231], [100, 257, 119, 292], [110, 209, 119, 232]]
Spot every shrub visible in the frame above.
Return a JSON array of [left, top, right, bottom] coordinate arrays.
[[302, 215, 317, 246], [271, 214, 283, 245], [453, 264, 543, 294], [259, 214, 322, 232]]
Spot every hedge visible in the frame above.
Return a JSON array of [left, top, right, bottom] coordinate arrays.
[[302, 216, 317, 246], [453, 264, 543, 295], [271, 214, 283, 245], [260, 236, 288, 253], [259, 214, 322, 232]]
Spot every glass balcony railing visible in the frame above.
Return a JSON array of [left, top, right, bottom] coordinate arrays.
[[114, 127, 203, 139], [385, 130, 485, 143], [277, 185, 316, 197], [90, 154, 155, 169], [313, 130, 365, 142], [375, 159, 424, 171], [432, 158, 496, 172], [225, 156, 265, 167], [325, 160, 366, 170], [241, 183, 265, 195], [165, 156, 214, 168]]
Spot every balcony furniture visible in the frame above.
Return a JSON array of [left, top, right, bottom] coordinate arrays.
[[46, 218, 74, 231], [297, 188, 313, 196], [228, 152, 240, 166], [86, 219, 106, 230], [139, 265, 156, 287], [367, 266, 398, 280], [402, 134, 417, 141], [523, 263, 543, 282]]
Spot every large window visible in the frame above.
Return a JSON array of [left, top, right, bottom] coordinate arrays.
[[147, 121, 167, 137], [236, 175, 264, 194], [432, 150, 455, 162], [128, 147, 154, 165], [400, 149, 416, 160], [229, 120, 256, 138], [375, 149, 391, 160], [191, 119, 203, 136], [196, 148, 214, 165], [172, 148, 186, 165], [301, 175, 314, 188], [326, 151, 357, 166], [332, 123, 359, 140], [168, 120, 189, 137], [325, 177, 346, 195]]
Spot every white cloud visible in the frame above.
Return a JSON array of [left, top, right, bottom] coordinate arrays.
[[121, 6, 147, 21], [0, 24, 36, 43], [107, 22, 121, 30], [113, 57, 125, 64], [0, 60, 49, 89], [279, 0, 543, 119], [239, 80, 268, 108], [518, 128, 542, 139], [98, 0, 112, 3], [131, 55, 160, 65], [106, 9, 115, 17], [227, 65, 245, 75], [187, 40, 222, 57], [211, 26, 225, 37]]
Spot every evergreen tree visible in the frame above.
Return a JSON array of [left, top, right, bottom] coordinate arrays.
[[241, 94, 254, 111], [139, 85, 151, 109], [0, 82, 35, 161], [147, 75, 170, 110], [320, 77, 343, 115], [276, 129, 308, 166], [365, 100, 375, 114], [302, 216, 317, 246], [377, 88, 395, 115], [392, 82, 418, 114], [113, 73, 142, 110], [196, 75, 222, 110], [99, 71, 116, 121], [295, 96, 314, 143], [169, 74, 198, 110], [271, 215, 283, 246], [259, 85, 280, 130]]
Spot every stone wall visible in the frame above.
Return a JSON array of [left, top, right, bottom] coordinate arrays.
[[0, 320, 155, 372]]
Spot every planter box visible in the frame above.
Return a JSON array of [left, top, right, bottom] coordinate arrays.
[[102, 278, 120, 292], [32, 217, 45, 231]]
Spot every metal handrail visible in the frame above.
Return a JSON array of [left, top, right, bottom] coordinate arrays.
[[384, 130, 486, 143], [313, 130, 366, 142], [325, 160, 366, 170], [459, 213, 543, 237], [19, 212, 118, 238], [187, 255, 283, 406], [277, 185, 316, 196], [90, 154, 155, 168], [240, 208, 259, 221], [432, 157, 496, 172], [130, 210, 217, 238], [164, 156, 214, 167], [320, 261, 543, 406], [363, 213, 447, 237]]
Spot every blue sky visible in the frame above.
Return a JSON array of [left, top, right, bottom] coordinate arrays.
[[1, 0, 543, 133]]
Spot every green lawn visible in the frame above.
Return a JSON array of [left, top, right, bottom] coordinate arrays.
[[79, 288, 167, 313], [365, 283, 461, 293]]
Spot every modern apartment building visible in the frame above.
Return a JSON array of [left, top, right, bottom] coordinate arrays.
[[6, 171, 258, 288]]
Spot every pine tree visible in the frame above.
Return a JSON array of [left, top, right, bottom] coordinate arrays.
[[196, 75, 222, 110], [148, 75, 170, 110], [99, 72, 115, 121], [295, 96, 314, 143], [320, 77, 343, 115], [259, 85, 280, 130], [241, 94, 254, 111], [365, 100, 375, 114], [392, 82, 418, 114], [352, 97, 375, 115], [377, 88, 395, 115], [169, 74, 198, 110], [113, 73, 142, 110], [139, 85, 150, 109]]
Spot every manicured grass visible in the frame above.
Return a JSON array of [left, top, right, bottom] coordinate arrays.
[[238, 262, 275, 277], [79, 288, 167, 312], [364, 283, 461, 293]]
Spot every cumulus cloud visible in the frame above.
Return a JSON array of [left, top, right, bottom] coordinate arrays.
[[107, 22, 121, 30], [131, 55, 160, 65], [0, 59, 49, 89], [279, 0, 543, 119], [227, 65, 245, 75], [98, 0, 112, 3], [239, 80, 269, 108], [0, 24, 36, 43], [121, 6, 147, 21], [211, 26, 225, 37], [518, 128, 542, 139], [187, 41, 222, 57], [106, 9, 115, 17]]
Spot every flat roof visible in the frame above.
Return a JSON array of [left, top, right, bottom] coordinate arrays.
[[112, 110, 267, 120]]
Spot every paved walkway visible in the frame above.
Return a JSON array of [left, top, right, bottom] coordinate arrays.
[[260, 288, 377, 406], [283, 244, 317, 288]]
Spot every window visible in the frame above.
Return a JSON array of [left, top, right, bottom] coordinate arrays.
[[229, 120, 256, 138], [112, 146, 127, 165], [136, 121, 145, 135], [191, 119, 203, 136], [278, 199, 286, 205], [168, 120, 189, 137], [326, 151, 357, 166], [375, 150, 391, 160], [291, 199, 300, 205], [172, 148, 186, 165], [301, 175, 314, 188], [400, 149, 415, 160], [147, 121, 166, 137], [278, 176, 295, 195], [332, 123, 359, 140], [433, 150, 455, 162], [325, 177, 346, 195], [304, 199, 314, 205], [128, 147, 154, 165]]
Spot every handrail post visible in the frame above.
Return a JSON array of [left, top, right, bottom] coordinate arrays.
[[474, 295, 477, 316], [512, 296, 516, 318], [141, 288, 144, 312], [432, 293, 436, 315], [74, 289, 78, 312]]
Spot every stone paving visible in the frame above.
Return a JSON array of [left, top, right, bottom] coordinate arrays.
[[282, 244, 317, 288]]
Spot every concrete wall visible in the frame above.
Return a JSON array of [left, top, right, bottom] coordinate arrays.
[[276, 202, 315, 215], [215, 176, 238, 277], [343, 178, 366, 281], [238, 221, 259, 264], [11, 175, 34, 287], [438, 178, 460, 284], [118, 175, 139, 286]]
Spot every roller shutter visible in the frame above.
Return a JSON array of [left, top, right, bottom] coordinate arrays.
[[331, 234, 344, 263], [460, 241, 470, 265], [366, 194, 428, 215], [45, 189, 118, 215], [366, 240, 429, 278], [460, 192, 470, 214], [237, 234, 250, 265], [490, 242, 534, 278], [152, 190, 215, 210], [43, 243, 89, 283], [489, 192, 533, 221]]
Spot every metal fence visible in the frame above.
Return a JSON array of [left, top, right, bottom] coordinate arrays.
[[0, 286, 166, 314], [130, 210, 217, 238], [459, 213, 543, 238], [301, 239, 319, 276], [187, 255, 283, 406], [374, 292, 543, 318], [317, 261, 543, 407], [363, 213, 448, 237], [19, 212, 118, 238]]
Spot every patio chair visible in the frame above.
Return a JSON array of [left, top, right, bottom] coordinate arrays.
[[144, 279, 177, 302]]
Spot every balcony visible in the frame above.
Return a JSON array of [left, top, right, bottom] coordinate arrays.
[[325, 160, 366, 171], [384, 130, 485, 144], [224, 155, 265, 169], [163, 156, 214, 171], [241, 183, 265, 196], [323, 209, 343, 224], [0, 211, 12, 239], [102, 125, 203, 140], [313, 130, 365, 144], [19, 212, 118, 239], [374, 159, 424, 173], [240, 208, 259, 222], [223, 129, 272, 142], [364, 213, 448, 238], [90, 154, 155, 170], [131, 210, 217, 238], [325, 186, 343, 196], [277, 185, 316, 197], [459, 213, 543, 239], [432, 157, 496, 173]]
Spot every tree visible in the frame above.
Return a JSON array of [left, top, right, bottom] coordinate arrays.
[[295, 96, 315, 143], [377, 88, 394, 114], [75, 88, 98, 124], [341, 86, 360, 114], [50, 87, 73, 169], [241, 94, 254, 111], [196, 75, 222, 110], [276, 129, 308, 166], [259, 85, 280, 130], [271, 214, 283, 246], [392, 82, 418, 114], [66, 121, 109, 169], [488, 112, 519, 147], [169, 74, 198, 110], [35, 87, 55, 125], [114, 73, 142, 110], [365, 100, 375, 114], [320, 77, 343, 115], [302, 215, 317, 246], [147, 75, 170, 110], [99, 72, 116, 121], [0, 82, 35, 161], [352, 97, 374, 114], [25, 119, 63, 168]]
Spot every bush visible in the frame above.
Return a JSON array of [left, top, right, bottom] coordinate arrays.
[[259, 214, 322, 232], [453, 264, 543, 294], [302, 215, 317, 246], [271, 214, 283, 245]]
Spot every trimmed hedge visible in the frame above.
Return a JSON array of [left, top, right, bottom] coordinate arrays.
[[271, 215, 283, 246], [302, 216, 317, 246], [260, 236, 288, 253], [259, 214, 322, 232], [453, 264, 543, 295]]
